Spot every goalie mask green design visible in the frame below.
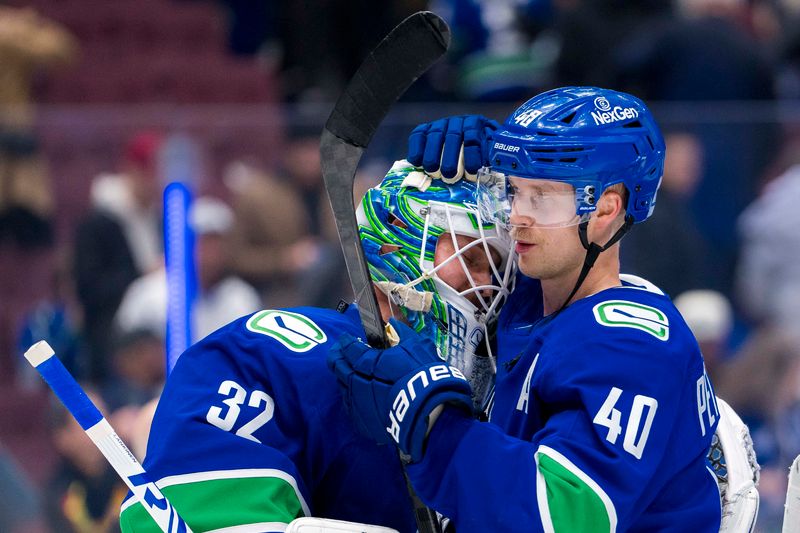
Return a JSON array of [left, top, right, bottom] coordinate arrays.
[[357, 161, 516, 408]]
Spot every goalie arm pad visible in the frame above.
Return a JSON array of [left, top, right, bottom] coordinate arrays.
[[712, 397, 760, 533]]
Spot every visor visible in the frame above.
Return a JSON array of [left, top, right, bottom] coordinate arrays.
[[477, 168, 588, 229]]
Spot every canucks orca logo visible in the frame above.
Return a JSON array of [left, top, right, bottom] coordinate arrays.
[[592, 300, 669, 340], [247, 310, 327, 352]]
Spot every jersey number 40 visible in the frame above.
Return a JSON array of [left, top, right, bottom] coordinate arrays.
[[593, 387, 658, 460]]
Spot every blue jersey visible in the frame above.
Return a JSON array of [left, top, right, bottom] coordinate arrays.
[[407, 277, 722, 532], [120, 305, 416, 533]]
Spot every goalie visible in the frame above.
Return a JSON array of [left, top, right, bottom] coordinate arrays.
[[119, 162, 516, 532]]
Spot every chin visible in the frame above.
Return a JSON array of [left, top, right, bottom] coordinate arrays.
[[518, 259, 542, 278]]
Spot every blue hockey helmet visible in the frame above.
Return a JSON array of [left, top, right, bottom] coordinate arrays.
[[486, 86, 666, 224], [357, 161, 516, 408]]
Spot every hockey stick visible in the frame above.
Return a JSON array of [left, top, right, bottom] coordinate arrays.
[[319, 11, 450, 533], [24, 341, 192, 533], [320, 10, 450, 349]]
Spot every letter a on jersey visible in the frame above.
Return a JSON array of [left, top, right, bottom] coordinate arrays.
[[247, 310, 327, 352], [592, 300, 669, 341]]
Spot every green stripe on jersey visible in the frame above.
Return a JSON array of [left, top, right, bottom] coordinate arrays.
[[536, 446, 617, 533], [119, 472, 305, 532]]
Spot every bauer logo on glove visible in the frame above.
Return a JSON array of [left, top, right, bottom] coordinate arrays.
[[328, 319, 474, 463], [387, 363, 468, 443]]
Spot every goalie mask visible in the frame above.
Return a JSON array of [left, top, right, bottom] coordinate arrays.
[[357, 161, 516, 409]]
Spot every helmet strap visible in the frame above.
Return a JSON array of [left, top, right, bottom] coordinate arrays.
[[375, 280, 434, 312], [556, 214, 634, 314]]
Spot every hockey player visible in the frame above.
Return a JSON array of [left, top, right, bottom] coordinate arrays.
[[329, 87, 724, 531], [118, 161, 516, 532]]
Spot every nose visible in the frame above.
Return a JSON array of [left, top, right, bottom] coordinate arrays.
[[467, 269, 494, 305], [509, 201, 534, 228], [473, 269, 491, 289]]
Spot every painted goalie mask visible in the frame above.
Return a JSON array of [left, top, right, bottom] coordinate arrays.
[[357, 161, 516, 409]]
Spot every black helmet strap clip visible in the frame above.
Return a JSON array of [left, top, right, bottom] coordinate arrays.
[[556, 213, 634, 314]]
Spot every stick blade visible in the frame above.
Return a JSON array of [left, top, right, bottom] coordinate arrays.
[[319, 13, 450, 532], [321, 11, 450, 348]]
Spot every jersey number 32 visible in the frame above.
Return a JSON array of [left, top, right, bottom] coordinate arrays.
[[206, 379, 275, 443]]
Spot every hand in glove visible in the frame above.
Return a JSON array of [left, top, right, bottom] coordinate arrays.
[[407, 115, 500, 183], [327, 319, 473, 462]]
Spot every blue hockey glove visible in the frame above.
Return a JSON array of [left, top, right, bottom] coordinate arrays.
[[407, 115, 500, 183], [327, 319, 473, 462]]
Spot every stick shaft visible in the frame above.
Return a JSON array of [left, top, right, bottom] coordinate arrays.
[[320, 12, 450, 533], [24, 341, 192, 533]]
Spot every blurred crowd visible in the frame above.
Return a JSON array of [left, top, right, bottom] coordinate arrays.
[[0, 0, 799, 531]]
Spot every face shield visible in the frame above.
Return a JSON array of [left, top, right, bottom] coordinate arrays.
[[477, 168, 596, 229], [380, 198, 516, 411]]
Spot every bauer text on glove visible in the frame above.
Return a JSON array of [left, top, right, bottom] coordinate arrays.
[[327, 319, 473, 462]]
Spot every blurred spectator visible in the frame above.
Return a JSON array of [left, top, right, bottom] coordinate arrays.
[[0, 446, 47, 533], [73, 132, 165, 383], [16, 251, 83, 387], [225, 159, 313, 307], [279, 133, 349, 307], [115, 196, 261, 343], [621, 132, 709, 297], [292, 1, 406, 102], [613, 0, 778, 294], [777, 1, 800, 98], [44, 390, 126, 533], [431, 0, 558, 101], [126, 398, 159, 462], [227, 133, 347, 309], [615, 0, 775, 101], [0, 6, 77, 249], [673, 289, 733, 381], [553, 0, 671, 90], [101, 329, 165, 413], [735, 137, 800, 339], [715, 328, 799, 448], [201, 1, 429, 100], [283, 134, 338, 242], [712, 325, 800, 529]]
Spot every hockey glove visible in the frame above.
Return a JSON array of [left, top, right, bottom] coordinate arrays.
[[407, 115, 500, 183], [327, 319, 473, 462]]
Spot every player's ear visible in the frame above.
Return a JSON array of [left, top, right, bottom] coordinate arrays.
[[589, 188, 626, 241], [596, 189, 624, 221]]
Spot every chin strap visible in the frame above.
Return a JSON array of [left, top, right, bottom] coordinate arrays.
[[555, 214, 634, 315], [375, 280, 434, 312]]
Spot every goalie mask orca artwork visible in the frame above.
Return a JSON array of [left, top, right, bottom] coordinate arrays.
[[357, 162, 516, 409]]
